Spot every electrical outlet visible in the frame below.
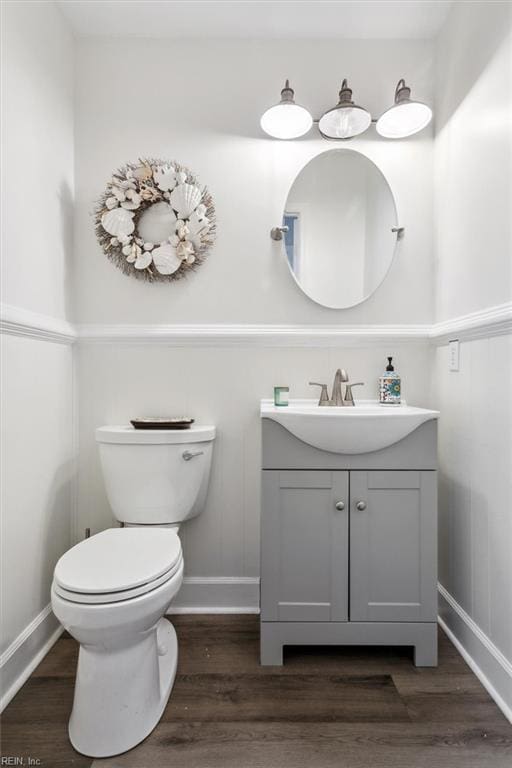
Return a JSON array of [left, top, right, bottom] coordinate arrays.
[[448, 340, 459, 371]]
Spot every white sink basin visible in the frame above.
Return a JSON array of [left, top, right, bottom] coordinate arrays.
[[261, 399, 439, 454]]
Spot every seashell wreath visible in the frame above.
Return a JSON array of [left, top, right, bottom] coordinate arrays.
[[94, 158, 215, 282]]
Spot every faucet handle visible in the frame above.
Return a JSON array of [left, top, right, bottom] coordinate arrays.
[[344, 382, 364, 406], [309, 382, 331, 406]]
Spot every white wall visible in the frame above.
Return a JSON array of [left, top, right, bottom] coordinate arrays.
[[0, 1, 75, 707], [433, 1, 512, 717], [1, 0, 74, 320], [73, 37, 435, 605], [434, 1, 512, 320], [73, 38, 434, 325], [77, 341, 431, 582]]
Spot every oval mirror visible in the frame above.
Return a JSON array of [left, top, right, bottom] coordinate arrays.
[[282, 149, 398, 308]]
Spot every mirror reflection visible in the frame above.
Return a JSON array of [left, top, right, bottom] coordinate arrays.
[[284, 149, 398, 308]]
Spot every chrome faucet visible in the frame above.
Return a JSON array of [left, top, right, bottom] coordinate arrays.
[[310, 368, 355, 407], [331, 368, 349, 406]]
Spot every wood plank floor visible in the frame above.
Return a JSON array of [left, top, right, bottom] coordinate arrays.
[[1, 616, 511, 767]]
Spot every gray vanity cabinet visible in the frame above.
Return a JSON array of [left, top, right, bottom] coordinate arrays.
[[261, 471, 349, 622], [260, 419, 438, 667]]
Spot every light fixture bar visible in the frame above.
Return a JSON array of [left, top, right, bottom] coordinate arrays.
[[259, 78, 432, 140]]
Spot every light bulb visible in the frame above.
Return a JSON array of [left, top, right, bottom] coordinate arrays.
[[318, 79, 372, 140], [260, 80, 313, 140], [377, 80, 432, 138]]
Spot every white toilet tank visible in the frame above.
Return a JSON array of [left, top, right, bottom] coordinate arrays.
[[96, 425, 215, 525]]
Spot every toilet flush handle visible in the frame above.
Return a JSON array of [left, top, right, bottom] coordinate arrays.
[[182, 449, 204, 461]]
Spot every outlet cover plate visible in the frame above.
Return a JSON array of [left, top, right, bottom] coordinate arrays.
[[449, 339, 460, 371]]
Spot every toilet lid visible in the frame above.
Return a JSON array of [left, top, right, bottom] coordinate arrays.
[[52, 554, 183, 604], [54, 528, 182, 594]]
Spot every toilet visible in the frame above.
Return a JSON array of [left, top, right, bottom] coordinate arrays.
[[51, 424, 215, 758]]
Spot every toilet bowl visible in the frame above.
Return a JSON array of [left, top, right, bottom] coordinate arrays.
[[51, 424, 215, 758]]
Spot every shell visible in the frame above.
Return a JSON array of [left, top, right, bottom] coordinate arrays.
[[111, 186, 126, 202], [123, 243, 141, 263], [154, 165, 177, 192], [133, 164, 153, 181], [101, 207, 135, 237], [106, 196, 118, 209], [134, 251, 153, 270], [176, 222, 190, 240], [140, 185, 159, 202], [121, 190, 142, 210], [187, 209, 210, 236], [176, 240, 195, 261], [152, 243, 182, 275], [170, 183, 202, 219]]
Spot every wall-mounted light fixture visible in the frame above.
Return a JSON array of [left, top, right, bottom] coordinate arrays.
[[376, 79, 432, 138], [260, 80, 313, 139], [318, 80, 371, 140], [260, 78, 432, 140]]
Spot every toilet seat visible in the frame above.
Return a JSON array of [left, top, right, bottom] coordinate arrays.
[[53, 555, 183, 604], [53, 527, 182, 605]]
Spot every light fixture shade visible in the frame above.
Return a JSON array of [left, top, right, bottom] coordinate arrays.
[[318, 80, 371, 140], [260, 80, 313, 139], [376, 79, 432, 138]]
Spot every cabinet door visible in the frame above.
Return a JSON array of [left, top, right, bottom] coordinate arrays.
[[350, 471, 437, 622], [261, 471, 349, 622]]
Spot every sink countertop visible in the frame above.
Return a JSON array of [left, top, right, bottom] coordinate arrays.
[[260, 399, 439, 454]]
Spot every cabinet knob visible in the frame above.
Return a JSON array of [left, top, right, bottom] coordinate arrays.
[[356, 501, 367, 511], [335, 501, 345, 511]]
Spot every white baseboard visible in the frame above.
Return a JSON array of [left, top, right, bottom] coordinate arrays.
[[438, 583, 512, 723], [0, 604, 63, 712], [168, 576, 260, 614]]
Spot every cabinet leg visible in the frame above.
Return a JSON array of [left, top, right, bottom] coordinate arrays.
[[414, 625, 438, 667], [260, 624, 283, 666]]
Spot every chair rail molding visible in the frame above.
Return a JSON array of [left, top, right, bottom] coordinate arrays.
[[430, 302, 512, 344], [0, 303, 77, 345], [76, 322, 431, 346], [2, 301, 511, 347]]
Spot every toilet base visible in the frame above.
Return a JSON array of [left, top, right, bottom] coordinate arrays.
[[69, 617, 178, 758]]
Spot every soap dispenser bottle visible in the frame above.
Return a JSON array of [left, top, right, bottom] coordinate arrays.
[[379, 357, 401, 406]]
